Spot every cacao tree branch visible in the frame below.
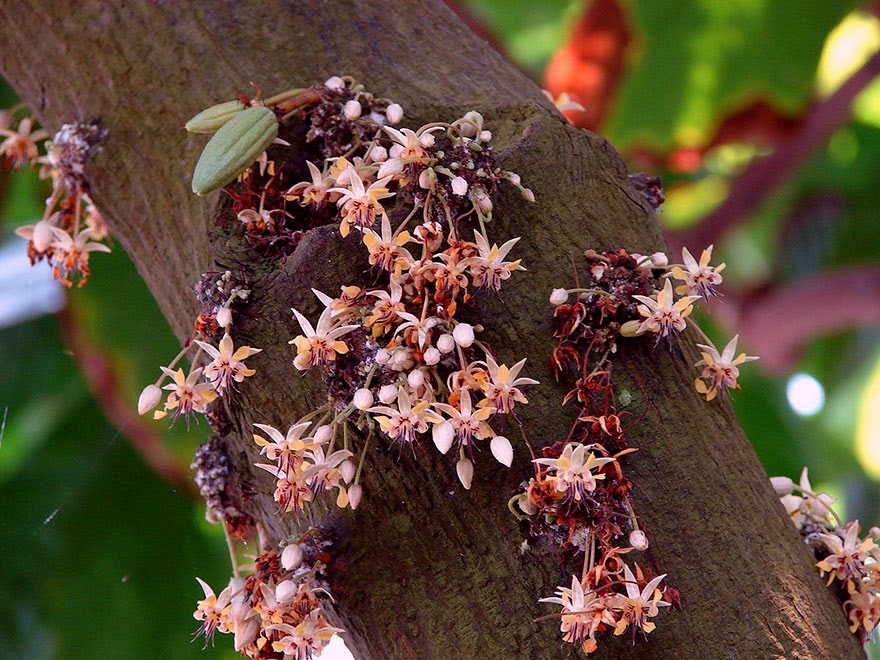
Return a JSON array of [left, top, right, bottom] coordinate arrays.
[[0, 1, 864, 658]]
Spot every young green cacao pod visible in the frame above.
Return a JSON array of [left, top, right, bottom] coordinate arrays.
[[184, 100, 246, 133], [191, 106, 278, 196]]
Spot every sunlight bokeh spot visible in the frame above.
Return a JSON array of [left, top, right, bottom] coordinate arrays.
[[786, 373, 825, 417], [817, 12, 880, 97], [856, 353, 880, 479]]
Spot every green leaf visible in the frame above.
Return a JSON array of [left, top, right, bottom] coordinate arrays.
[[606, 0, 859, 151], [458, 0, 581, 75], [0, 397, 233, 658]]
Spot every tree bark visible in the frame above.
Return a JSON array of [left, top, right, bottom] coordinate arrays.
[[0, 1, 864, 658]]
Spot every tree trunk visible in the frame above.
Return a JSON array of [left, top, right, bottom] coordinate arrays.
[[0, 1, 864, 658]]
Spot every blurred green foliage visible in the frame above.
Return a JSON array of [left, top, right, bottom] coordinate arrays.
[[3, 1, 880, 657], [607, 0, 860, 150], [0, 315, 233, 659], [0, 72, 233, 656]]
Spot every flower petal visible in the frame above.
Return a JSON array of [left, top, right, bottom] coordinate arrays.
[[490, 435, 513, 467]]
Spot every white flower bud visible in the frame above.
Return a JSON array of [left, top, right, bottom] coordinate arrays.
[[629, 530, 649, 551], [418, 167, 436, 189], [506, 172, 521, 186], [391, 349, 414, 371], [650, 251, 669, 268], [324, 76, 345, 90], [620, 320, 644, 337], [378, 158, 404, 179], [348, 483, 363, 509], [424, 347, 441, 365], [336, 166, 355, 188], [233, 617, 260, 652], [314, 425, 332, 445], [375, 348, 392, 365], [137, 384, 162, 415], [432, 422, 455, 454], [32, 219, 54, 252], [521, 188, 535, 203], [870, 527, 880, 540], [216, 306, 233, 328], [407, 369, 425, 389], [549, 288, 569, 306], [770, 476, 794, 496], [386, 103, 404, 125], [379, 384, 398, 404], [479, 130, 492, 142], [453, 323, 475, 348], [437, 334, 455, 354], [343, 100, 362, 120], [353, 387, 374, 410], [281, 543, 303, 570], [340, 460, 356, 483], [419, 132, 436, 148], [368, 145, 388, 163], [470, 187, 493, 214], [490, 435, 513, 467], [275, 579, 298, 604], [451, 176, 468, 196], [456, 458, 474, 490], [459, 111, 483, 137], [517, 494, 537, 515]]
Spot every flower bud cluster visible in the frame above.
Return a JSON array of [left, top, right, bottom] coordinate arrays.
[[774, 468, 880, 642], [194, 270, 252, 337], [176, 76, 540, 655], [526, 246, 755, 653], [551, 248, 757, 401], [532, 244, 759, 653], [190, 436, 255, 539], [521, 365, 677, 653], [264, 78, 538, 499], [1, 113, 113, 287], [137, 270, 261, 424], [192, 541, 340, 657]]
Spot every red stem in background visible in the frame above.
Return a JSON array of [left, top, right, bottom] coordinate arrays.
[[670, 48, 880, 253], [723, 266, 880, 373], [58, 305, 198, 498]]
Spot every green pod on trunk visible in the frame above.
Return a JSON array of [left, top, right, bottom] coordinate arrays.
[[184, 100, 247, 133], [191, 106, 278, 195]]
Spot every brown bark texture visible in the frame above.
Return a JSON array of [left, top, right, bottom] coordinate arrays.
[[0, 1, 865, 658]]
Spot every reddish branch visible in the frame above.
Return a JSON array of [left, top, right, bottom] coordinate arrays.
[[733, 265, 880, 372], [58, 305, 198, 497], [672, 48, 880, 252]]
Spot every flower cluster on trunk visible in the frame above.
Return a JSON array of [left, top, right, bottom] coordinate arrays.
[[192, 537, 339, 659], [773, 469, 880, 642], [168, 76, 538, 656], [528, 245, 759, 654], [3, 114, 112, 287]]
